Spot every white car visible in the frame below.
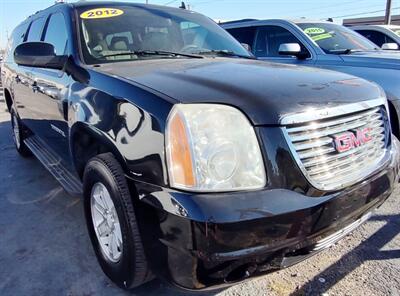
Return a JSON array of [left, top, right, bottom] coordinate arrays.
[[351, 25, 400, 50]]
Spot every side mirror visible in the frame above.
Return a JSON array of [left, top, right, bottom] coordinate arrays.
[[279, 43, 308, 59], [241, 43, 251, 52], [381, 43, 399, 50], [14, 42, 68, 70], [279, 43, 301, 55]]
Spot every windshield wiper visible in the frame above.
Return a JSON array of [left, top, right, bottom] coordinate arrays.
[[195, 50, 256, 59], [328, 48, 364, 55], [97, 50, 203, 59]]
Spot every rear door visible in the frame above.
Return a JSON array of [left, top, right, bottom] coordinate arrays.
[[30, 11, 72, 161], [2, 22, 29, 111], [14, 17, 46, 125]]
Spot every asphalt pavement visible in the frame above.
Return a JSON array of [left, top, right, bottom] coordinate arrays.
[[0, 92, 399, 296]]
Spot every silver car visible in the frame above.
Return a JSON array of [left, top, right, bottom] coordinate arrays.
[[350, 25, 400, 50], [222, 19, 400, 137]]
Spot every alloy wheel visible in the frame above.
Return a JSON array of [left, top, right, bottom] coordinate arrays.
[[90, 182, 123, 263]]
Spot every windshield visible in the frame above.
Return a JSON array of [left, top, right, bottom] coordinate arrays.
[[77, 5, 251, 64], [297, 23, 378, 53]]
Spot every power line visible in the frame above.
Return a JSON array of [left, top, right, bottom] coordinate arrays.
[[331, 6, 400, 18]]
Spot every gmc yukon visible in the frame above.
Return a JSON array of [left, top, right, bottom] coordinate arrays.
[[2, 2, 400, 291]]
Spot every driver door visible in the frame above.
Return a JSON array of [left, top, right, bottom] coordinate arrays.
[[254, 25, 314, 65], [29, 11, 72, 162]]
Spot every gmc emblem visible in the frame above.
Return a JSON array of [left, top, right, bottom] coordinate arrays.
[[333, 127, 373, 153]]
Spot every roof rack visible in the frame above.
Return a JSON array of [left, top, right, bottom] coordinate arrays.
[[26, 2, 64, 19], [219, 19, 259, 25]]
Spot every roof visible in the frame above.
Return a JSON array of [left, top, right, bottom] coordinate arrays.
[[351, 24, 400, 29], [221, 18, 333, 28], [69, 1, 183, 12], [25, 1, 189, 20]]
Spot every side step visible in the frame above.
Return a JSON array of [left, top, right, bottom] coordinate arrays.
[[24, 136, 83, 196]]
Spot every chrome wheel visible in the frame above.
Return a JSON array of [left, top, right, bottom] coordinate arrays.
[[91, 182, 123, 263], [12, 113, 21, 149]]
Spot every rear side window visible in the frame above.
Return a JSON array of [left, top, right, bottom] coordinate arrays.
[[5, 23, 29, 63], [227, 27, 257, 49], [26, 17, 46, 41], [44, 13, 68, 55]]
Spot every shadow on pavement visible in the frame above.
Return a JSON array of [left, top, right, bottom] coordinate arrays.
[[290, 213, 400, 295]]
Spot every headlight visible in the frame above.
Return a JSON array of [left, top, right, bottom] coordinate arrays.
[[166, 104, 266, 192]]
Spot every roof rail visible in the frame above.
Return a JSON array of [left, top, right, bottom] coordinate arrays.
[[26, 2, 64, 19], [219, 19, 259, 25]]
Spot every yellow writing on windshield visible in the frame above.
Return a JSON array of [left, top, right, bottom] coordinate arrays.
[[80, 8, 124, 19]]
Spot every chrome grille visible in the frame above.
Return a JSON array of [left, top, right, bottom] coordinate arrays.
[[284, 106, 388, 191]]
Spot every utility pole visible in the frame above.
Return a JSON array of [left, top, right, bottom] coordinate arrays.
[[384, 0, 392, 25]]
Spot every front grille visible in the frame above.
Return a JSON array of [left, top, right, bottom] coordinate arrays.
[[284, 106, 389, 191]]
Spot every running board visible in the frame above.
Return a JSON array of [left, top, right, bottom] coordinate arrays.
[[24, 136, 83, 196]]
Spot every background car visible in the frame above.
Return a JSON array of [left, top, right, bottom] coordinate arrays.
[[350, 25, 400, 50], [222, 19, 400, 138]]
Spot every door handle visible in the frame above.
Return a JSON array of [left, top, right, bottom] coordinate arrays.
[[15, 75, 21, 83], [62, 100, 68, 121]]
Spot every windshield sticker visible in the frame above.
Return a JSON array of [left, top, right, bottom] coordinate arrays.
[[304, 27, 325, 35], [80, 8, 124, 19], [310, 33, 333, 42]]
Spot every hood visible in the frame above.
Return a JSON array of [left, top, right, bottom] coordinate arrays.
[[96, 58, 383, 125], [340, 51, 400, 70]]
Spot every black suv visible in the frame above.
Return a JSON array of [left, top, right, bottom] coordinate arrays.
[[2, 1, 400, 291]]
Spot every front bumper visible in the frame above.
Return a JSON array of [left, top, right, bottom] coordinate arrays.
[[132, 138, 400, 290]]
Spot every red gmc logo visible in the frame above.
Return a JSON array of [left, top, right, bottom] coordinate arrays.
[[334, 127, 373, 153]]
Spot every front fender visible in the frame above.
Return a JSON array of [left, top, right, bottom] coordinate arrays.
[[68, 80, 171, 187]]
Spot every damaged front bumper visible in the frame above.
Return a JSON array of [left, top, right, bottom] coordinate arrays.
[[132, 137, 400, 290]]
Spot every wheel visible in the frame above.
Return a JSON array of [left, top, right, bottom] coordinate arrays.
[[10, 109, 32, 157], [83, 153, 153, 289]]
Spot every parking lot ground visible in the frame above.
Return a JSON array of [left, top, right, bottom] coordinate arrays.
[[0, 103, 399, 296]]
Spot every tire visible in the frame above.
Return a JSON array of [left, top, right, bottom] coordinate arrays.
[[10, 109, 32, 157], [83, 153, 153, 289]]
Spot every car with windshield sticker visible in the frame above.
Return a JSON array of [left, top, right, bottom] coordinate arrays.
[[223, 19, 400, 139], [2, 3, 400, 291]]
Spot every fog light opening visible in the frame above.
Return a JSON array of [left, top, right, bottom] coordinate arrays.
[[224, 263, 257, 283]]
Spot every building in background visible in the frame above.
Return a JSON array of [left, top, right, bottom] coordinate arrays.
[[344, 15, 400, 26]]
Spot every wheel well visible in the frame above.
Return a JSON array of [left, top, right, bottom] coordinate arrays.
[[4, 89, 13, 112], [71, 127, 119, 178], [388, 101, 400, 139]]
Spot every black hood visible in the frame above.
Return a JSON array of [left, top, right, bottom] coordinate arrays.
[[96, 58, 384, 125]]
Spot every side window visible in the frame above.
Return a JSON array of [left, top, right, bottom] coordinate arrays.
[[356, 30, 386, 47], [255, 26, 310, 58], [26, 17, 46, 42], [44, 13, 68, 55], [227, 27, 257, 50], [5, 23, 29, 63]]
